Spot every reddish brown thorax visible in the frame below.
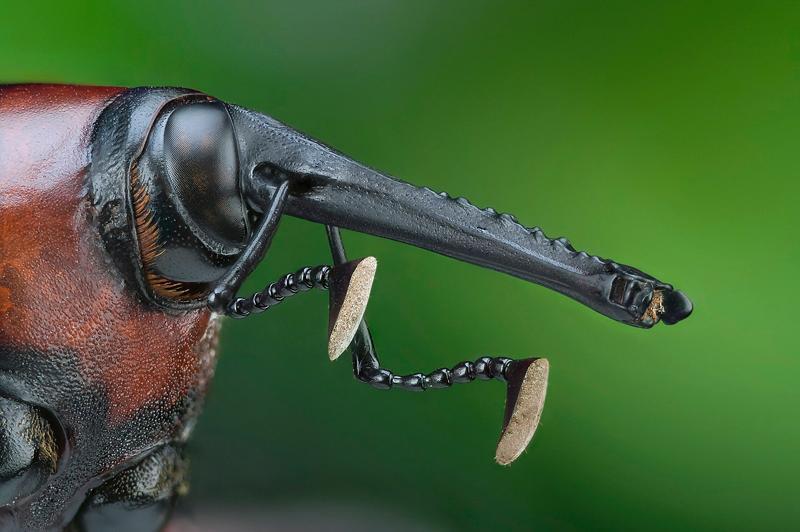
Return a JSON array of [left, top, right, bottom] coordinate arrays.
[[0, 84, 220, 528]]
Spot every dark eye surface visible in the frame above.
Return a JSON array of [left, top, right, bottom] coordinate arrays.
[[163, 101, 246, 248], [0, 397, 58, 506]]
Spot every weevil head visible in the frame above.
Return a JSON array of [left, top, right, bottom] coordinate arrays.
[[103, 89, 691, 327]]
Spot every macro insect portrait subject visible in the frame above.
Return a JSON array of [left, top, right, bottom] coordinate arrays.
[[0, 83, 691, 531]]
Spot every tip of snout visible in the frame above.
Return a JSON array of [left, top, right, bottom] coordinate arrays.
[[660, 289, 693, 325], [327, 257, 377, 361], [639, 288, 693, 328], [495, 358, 549, 466]]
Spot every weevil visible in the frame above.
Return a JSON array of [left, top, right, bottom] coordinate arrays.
[[0, 84, 692, 531]]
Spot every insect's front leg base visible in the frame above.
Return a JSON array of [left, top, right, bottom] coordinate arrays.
[[70, 444, 187, 532]]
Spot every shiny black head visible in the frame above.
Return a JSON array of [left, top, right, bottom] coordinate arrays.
[[108, 88, 691, 327]]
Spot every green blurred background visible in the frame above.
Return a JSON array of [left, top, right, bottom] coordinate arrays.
[[3, 1, 799, 530]]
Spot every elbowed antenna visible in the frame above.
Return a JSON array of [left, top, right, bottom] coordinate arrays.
[[228, 104, 692, 328]]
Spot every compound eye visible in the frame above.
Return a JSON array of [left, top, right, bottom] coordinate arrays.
[[163, 101, 246, 248], [0, 397, 59, 505]]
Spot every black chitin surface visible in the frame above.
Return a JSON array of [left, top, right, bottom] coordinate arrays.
[[0, 348, 199, 530]]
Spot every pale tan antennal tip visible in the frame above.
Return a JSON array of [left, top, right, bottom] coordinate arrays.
[[495, 357, 549, 466], [327, 257, 377, 361]]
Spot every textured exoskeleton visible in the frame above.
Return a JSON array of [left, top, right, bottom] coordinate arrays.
[[0, 84, 691, 530]]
